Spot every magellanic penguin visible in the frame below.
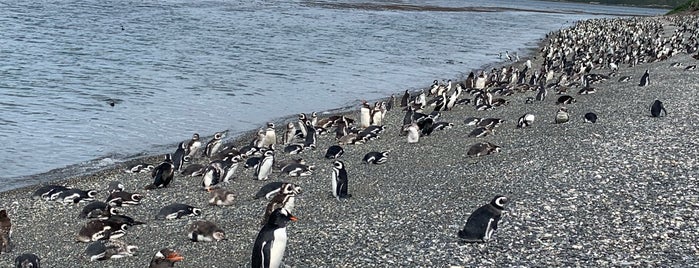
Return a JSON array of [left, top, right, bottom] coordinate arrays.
[[80, 201, 119, 219], [208, 188, 235, 206], [404, 123, 420, 143], [185, 133, 201, 159], [32, 185, 71, 201], [84, 240, 138, 261], [156, 203, 202, 220], [76, 220, 128, 243], [261, 183, 303, 225], [324, 145, 344, 159], [56, 188, 98, 204], [145, 154, 175, 190], [125, 163, 155, 174], [467, 142, 500, 157], [255, 149, 275, 181], [584, 112, 598, 123], [363, 151, 389, 165], [203, 131, 226, 158], [282, 122, 296, 145], [171, 142, 188, 172], [331, 160, 351, 200], [106, 181, 124, 194], [517, 114, 535, 128], [15, 253, 41, 268], [263, 123, 277, 148], [188, 220, 225, 242], [0, 209, 11, 253], [650, 100, 667, 117], [638, 69, 650, 86], [149, 248, 183, 268], [251, 208, 297, 268], [555, 107, 569, 124], [458, 195, 508, 243], [107, 191, 143, 207], [255, 182, 302, 200], [556, 95, 576, 105], [359, 101, 371, 129]]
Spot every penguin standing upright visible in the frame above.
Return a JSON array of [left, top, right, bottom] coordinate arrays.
[[555, 107, 569, 124], [251, 208, 297, 268], [255, 149, 275, 181], [145, 154, 175, 190], [405, 123, 420, 143], [360, 101, 371, 128], [650, 100, 667, 117], [400, 90, 410, 107], [0, 209, 11, 253], [282, 122, 296, 145], [263, 123, 276, 148], [185, 133, 201, 159], [639, 69, 650, 86], [203, 132, 225, 158], [458, 195, 508, 243], [303, 121, 317, 150], [172, 142, 188, 172], [331, 160, 351, 200]]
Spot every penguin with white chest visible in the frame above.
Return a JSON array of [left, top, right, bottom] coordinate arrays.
[[251, 208, 297, 268], [188, 220, 225, 242], [331, 160, 351, 200], [255, 149, 275, 181], [639, 69, 650, 86], [261, 183, 302, 225], [458, 195, 508, 243], [650, 100, 667, 117], [145, 154, 175, 190]]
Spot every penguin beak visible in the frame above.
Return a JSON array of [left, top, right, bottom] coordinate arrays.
[[290, 216, 298, 222], [167, 252, 184, 262]]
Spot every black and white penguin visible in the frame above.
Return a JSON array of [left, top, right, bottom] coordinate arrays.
[[263, 123, 277, 148], [468, 127, 492, 138], [556, 95, 576, 105], [303, 121, 317, 150], [188, 220, 225, 242], [457, 195, 508, 243], [618, 76, 631, 82], [252, 208, 297, 268], [638, 69, 650, 86], [106, 215, 144, 227], [331, 160, 351, 200], [201, 161, 225, 190], [14, 253, 41, 268], [283, 143, 305, 155], [359, 101, 372, 129], [262, 183, 302, 225], [145, 154, 175, 190], [477, 118, 504, 129], [686, 65, 697, 71], [0, 209, 11, 253], [282, 122, 296, 145], [107, 191, 143, 207], [125, 163, 154, 174], [555, 107, 569, 124], [516, 114, 535, 128], [577, 87, 596, 95], [180, 163, 206, 177], [650, 99, 667, 117], [84, 240, 138, 261], [171, 142, 188, 172], [280, 163, 314, 177], [56, 188, 98, 204], [32, 185, 71, 201], [207, 188, 235, 206], [400, 90, 410, 107], [255, 182, 302, 200], [386, 94, 395, 111], [149, 248, 183, 268], [431, 122, 454, 132], [80, 201, 119, 219], [185, 133, 201, 159], [255, 149, 275, 181], [155, 203, 201, 220], [362, 151, 389, 165], [324, 145, 344, 159], [106, 181, 124, 194], [584, 112, 598, 123], [404, 123, 420, 143], [203, 131, 226, 158], [463, 117, 481, 126], [467, 142, 500, 157], [76, 220, 128, 243]]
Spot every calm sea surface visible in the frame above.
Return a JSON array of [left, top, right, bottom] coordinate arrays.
[[0, 0, 665, 191]]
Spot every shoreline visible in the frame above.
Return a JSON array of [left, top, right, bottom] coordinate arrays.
[[1, 14, 699, 267]]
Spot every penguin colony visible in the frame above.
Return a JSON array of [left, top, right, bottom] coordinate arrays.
[[1, 15, 698, 267]]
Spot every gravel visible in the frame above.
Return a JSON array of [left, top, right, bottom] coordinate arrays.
[[1, 15, 699, 267]]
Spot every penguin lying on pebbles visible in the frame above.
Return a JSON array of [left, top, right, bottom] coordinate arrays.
[[84, 240, 138, 261], [467, 142, 500, 157], [125, 163, 154, 174], [156, 204, 201, 220], [14, 253, 41, 268], [76, 220, 128, 243], [517, 114, 535, 128], [149, 248, 183, 268], [208, 188, 235, 206], [107, 191, 143, 207], [188, 220, 225, 242], [80, 201, 119, 219], [458, 195, 508, 243], [324, 145, 344, 159], [32, 185, 71, 201], [106, 181, 124, 194], [363, 151, 389, 165], [56, 188, 98, 204], [584, 112, 598, 123], [0, 209, 11, 253], [254, 182, 302, 200], [556, 95, 576, 105], [252, 208, 297, 268]]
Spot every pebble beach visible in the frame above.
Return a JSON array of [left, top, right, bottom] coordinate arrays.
[[1, 14, 699, 267]]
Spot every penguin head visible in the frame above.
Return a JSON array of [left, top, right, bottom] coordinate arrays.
[[125, 245, 138, 255], [109, 207, 120, 216], [131, 194, 143, 202], [86, 190, 98, 198], [214, 132, 224, 140], [281, 183, 302, 195], [152, 248, 184, 264], [268, 208, 298, 227], [332, 160, 345, 170], [286, 122, 294, 129], [164, 154, 173, 163], [212, 230, 226, 241], [490, 195, 509, 210], [191, 208, 202, 216], [192, 133, 200, 141], [267, 122, 275, 129]]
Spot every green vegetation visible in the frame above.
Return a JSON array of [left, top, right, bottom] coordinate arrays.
[[666, 0, 699, 14]]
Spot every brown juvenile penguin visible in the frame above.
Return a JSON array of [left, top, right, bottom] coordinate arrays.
[[0, 209, 12, 253]]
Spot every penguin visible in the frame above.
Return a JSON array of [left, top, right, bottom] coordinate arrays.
[[535, 86, 547, 101], [202, 161, 226, 190], [263, 123, 277, 147], [457, 195, 508, 243], [324, 145, 344, 159], [106, 215, 144, 227], [577, 87, 596, 95], [145, 154, 175, 190], [156, 203, 201, 220], [149, 248, 183, 268], [0, 209, 11, 253], [80, 201, 119, 219], [283, 143, 305, 155], [463, 117, 481, 126], [516, 113, 535, 128], [245, 156, 262, 169], [274, 158, 305, 172], [685, 65, 697, 71], [638, 69, 650, 86], [171, 142, 189, 172], [185, 133, 201, 159], [107, 191, 143, 207], [255, 182, 301, 200], [556, 95, 576, 105], [296, 113, 308, 139], [584, 112, 598, 123], [14, 253, 41, 268], [208, 188, 235, 206], [331, 160, 351, 200], [251, 208, 297, 268], [404, 123, 419, 143], [468, 127, 492, 138], [477, 118, 504, 129], [281, 163, 314, 177], [362, 151, 389, 165], [400, 89, 410, 107], [181, 163, 205, 177], [106, 181, 124, 194], [386, 94, 395, 111], [650, 99, 667, 117], [282, 122, 296, 145], [188, 220, 225, 242], [618, 76, 631, 82], [56, 189, 98, 204], [125, 163, 154, 174], [32, 185, 71, 201], [555, 107, 570, 124], [253, 128, 267, 149], [84, 240, 138, 261], [255, 149, 275, 181], [359, 101, 371, 129], [467, 142, 500, 157], [431, 122, 454, 131], [371, 102, 383, 126], [262, 183, 302, 225], [76, 220, 128, 243], [203, 131, 225, 157], [303, 121, 317, 149]]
